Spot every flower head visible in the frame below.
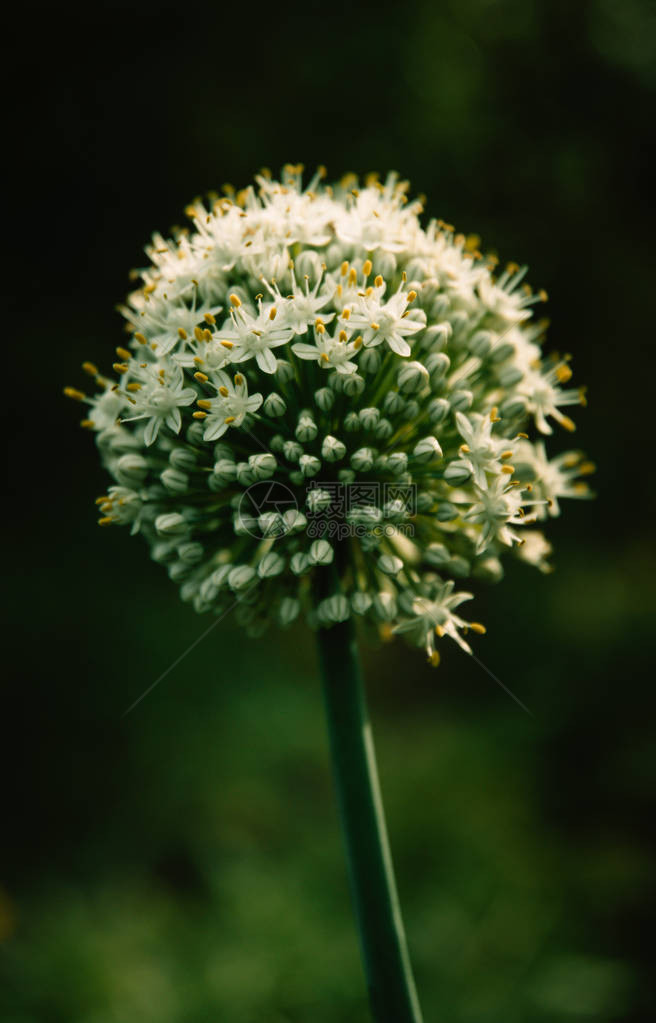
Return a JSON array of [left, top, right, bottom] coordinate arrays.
[[67, 165, 591, 663]]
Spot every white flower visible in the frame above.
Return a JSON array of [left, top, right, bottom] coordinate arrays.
[[292, 323, 362, 374], [215, 295, 293, 373], [120, 362, 197, 445], [519, 360, 584, 435], [464, 476, 536, 554], [265, 266, 336, 336], [68, 166, 590, 664], [394, 581, 476, 662], [454, 410, 516, 489], [349, 277, 425, 357], [199, 370, 263, 441], [514, 440, 594, 516]]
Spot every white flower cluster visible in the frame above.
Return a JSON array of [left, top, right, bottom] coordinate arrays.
[[67, 165, 593, 665]]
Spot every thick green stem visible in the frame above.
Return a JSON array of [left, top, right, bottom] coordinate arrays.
[[317, 619, 424, 1023]]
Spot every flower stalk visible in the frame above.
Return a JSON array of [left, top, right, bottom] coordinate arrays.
[[317, 618, 423, 1023]]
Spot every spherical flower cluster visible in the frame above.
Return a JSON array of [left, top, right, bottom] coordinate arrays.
[[66, 165, 592, 665]]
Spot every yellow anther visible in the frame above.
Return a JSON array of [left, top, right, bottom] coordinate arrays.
[[193, 356, 204, 365], [490, 406, 501, 423], [579, 461, 596, 475], [500, 450, 514, 460], [556, 364, 572, 383], [269, 306, 277, 320], [196, 399, 212, 410], [115, 346, 131, 361], [407, 290, 417, 303], [203, 313, 216, 325], [340, 260, 349, 277], [320, 352, 330, 363], [82, 361, 98, 376], [370, 322, 380, 331], [178, 327, 188, 340], [234, 373, 244, 386], [342, 308, 351, 320], [112, 363, 128, 375], [194, 326, 204, 342], [501, 465, 515, 475], [506, 261, 519, 274], [374, 274, 383, 288], [194, 371, 209, 383], [517, 432, 529, 439], [470, 622, 486, 635], [338, 330, 347, 342], [224, 416, 236, 424], [560, 415, 576, 432], [574, 482, 589, 495], [134, 332, 148, 345], [126, 382, 142, 392], [434, 624, 445, 638], [98, 516, 114, 527], [538, 289, 548, 302], [192, 411, 207, 420], [429, 650, 441, 667], [80, 418, 95, 429], [218, 386, 229, 397], [229, 293, 241, 307], [220, 340, 234, 349], [459, 444, 471, 454], [362, 259, 372, 277], [353, 335, 363, 349], [579, 387, 588, 407], [316, 321, 326, 334], [348, 267, 357, 285]]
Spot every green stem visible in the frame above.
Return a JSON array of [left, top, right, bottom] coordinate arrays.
[[317, 619, 424, 1023]]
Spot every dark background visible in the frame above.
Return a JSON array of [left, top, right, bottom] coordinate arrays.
[[2, 1, 655, 1020]]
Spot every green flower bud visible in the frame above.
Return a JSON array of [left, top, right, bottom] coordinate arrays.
[[263, 392, 287, 417], [322, 435, 346, 462]]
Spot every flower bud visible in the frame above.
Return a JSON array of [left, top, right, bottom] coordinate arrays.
[[351, 447, 376, 472], [359, 407, 380, 430], [248, 453, 277, 479], [116, 453, 149, 485], [309, 539, 334, 566], [398, 361, 429, 393], [314, 387, 334, 411], [322, 435, 346, 462], [378, 555, 403, 575], [342, 373, 365, 397], [263, 392, 287, 417], [296, 412, 318, 442], [155, 512, 188, 537], [228, 565, 256, 590], [170, 447, 198, 471], [257, 551, 285, 578], [299, 454, 321, 477], [443, 461, 472, 486], [160, 467, 190, 493], [413, 436, 442, 463], [213, 458, 238, 482]]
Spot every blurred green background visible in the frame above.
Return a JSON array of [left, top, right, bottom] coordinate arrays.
[[3, 1, 655, 1019]]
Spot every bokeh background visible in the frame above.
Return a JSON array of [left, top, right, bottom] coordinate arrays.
[[3, 1, 655, 1020]]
